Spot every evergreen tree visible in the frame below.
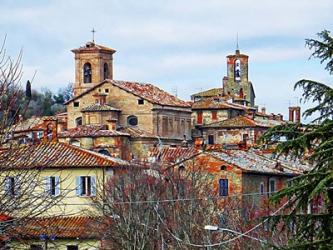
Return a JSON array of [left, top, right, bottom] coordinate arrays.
[[262, 30, 333, 249]]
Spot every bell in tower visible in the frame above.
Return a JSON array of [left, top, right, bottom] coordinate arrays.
[[71, 39, 116, 96], [223, 48, 256, 107]]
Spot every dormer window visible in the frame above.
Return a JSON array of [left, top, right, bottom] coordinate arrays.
[[83, 63, 92, 83], [103, 63, 109, 80]]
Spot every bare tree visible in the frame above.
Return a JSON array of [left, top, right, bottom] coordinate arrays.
[[0, 37, 68, 248]]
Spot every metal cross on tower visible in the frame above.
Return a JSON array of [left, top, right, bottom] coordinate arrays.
[[91, 28, 96, 43]]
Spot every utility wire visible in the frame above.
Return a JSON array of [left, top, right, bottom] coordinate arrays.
[[154, 199, 290, 248]]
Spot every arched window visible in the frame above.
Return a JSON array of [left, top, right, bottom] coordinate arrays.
[[127, 115, 138, 126], [98, 149, 111, 156], [103, 63, 109, 80], [83, 63, 92, 83], [70, 139, 81, 147], [75, 117, 82, 126]]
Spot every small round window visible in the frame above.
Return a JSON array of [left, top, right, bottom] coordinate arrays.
[[127, 115, 138, 126]]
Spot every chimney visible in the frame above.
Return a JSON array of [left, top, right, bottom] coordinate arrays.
[[261, 107, 266, 114], [289, 107, 294, 122], [295, 106, 301, 123], [288, 106, 301, 123]]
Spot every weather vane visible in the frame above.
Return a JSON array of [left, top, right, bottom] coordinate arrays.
[[91, 28, 96, 43]]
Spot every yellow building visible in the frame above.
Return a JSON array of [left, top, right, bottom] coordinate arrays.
[[0, 142, 129, 249]]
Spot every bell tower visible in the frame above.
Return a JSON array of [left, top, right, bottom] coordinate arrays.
[[223, 49, 255, 107], [71, 41, 116, 96]]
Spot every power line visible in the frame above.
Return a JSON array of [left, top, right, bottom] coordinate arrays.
[[154, 199, 290, 248]]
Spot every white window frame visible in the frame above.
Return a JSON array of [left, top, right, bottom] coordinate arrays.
[[45, 176, 61, 197], [76, 176, 96, 197]]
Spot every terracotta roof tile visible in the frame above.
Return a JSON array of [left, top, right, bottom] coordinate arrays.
[[0, 142, 129, 168], [148, 146, 199, 164], [191, 88, 223, 98], [71, 42, 116, 53], [191, 98, 248, 110], [203, 116, 285, 128], [208, 149, 311, 175], [10, 116, 56, 132], [13, 216, 100, 239], [58, 125, 130, 138], [66, 80, 191, 108]]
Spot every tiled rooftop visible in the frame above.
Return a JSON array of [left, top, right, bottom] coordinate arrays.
[[58, 125, 129, 138], [203, 116, 285, 128], [0, 142, 129, 169], [148, 146, 199, 164], [71, 41, 116, 53], [66, 80, 191, 108], [191, 88, 223, 98], [81, 104, 121, 112], [9, 116, 56, 132], [12, 216, 99, 239], [208, 149, 311, 175], [191, 98, 248, 110]]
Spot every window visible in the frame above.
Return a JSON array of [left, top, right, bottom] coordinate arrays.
[[103, 63, 109, 80], [220, 165, 227, 171], [127, 115, 138, 126], [208, 135, 214, 145], [98, 149, 111, 156], [105, 88, 109, 93], [74, 102, 80, 107], [138, 99, 144, 105], [269, 179, 276, 193], [36, 131, 44, 139], [75, 117, 82, 126], [45, 176, 60, 196], [219, 179, 228, 196], [260, 182, 264, 195], [211, 111, 218, 120], [83, 63, 92, 83], [67, 246, 78, 250], [5, 177, 18, 196], [76, 176, 96, 197]]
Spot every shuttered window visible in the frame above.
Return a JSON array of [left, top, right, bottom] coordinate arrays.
[[76, 176, 96, 197], [45, 176, 60, 196]]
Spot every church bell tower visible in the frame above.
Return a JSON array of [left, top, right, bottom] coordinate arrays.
[[71, 41, 116, 96], [223, 49, 255, 107]]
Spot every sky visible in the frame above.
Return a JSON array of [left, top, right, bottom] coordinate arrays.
[[0, 0, 332, 121]]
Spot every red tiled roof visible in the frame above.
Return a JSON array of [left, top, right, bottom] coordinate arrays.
[[0, 142, 128, 169], [203, 116, 257, 128], [58, 125, 130, 138], [191, 88, 223, 98], [10, 116, 56, 132], [71, 41, 116, 53], [203, 116, 281, 128], [191, 98, 248, 110], [149, 146, 199, 164], [12, 216, 100, 239], [65, 80, 191, 108]]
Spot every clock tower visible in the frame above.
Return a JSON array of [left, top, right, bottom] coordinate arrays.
[[223, 49, 255, 107]]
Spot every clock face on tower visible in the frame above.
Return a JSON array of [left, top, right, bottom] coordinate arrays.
[[234, 59, 241, 82]]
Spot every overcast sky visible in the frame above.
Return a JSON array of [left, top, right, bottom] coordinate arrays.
[[1, 0, 332, 120]]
